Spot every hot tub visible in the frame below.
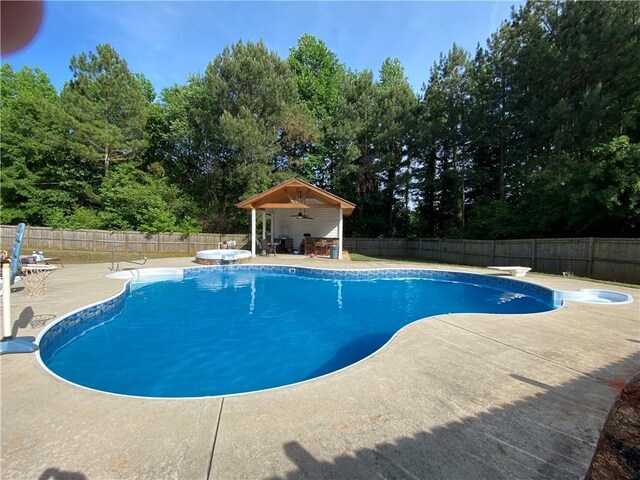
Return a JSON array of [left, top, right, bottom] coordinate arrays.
[[195, 249, 252, 265]]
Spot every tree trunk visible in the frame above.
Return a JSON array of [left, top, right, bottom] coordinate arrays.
[[500, 75, 506, 201], [499, 129, 505, 201], [387, 167, 396, 237], [104, 146, 110, 177], [461, 174, 465, 229]]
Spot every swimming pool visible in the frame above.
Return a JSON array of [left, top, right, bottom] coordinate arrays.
[[38, 266, 559, 398]]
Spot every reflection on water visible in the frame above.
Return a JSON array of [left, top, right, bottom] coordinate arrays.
[[194, 272, 255, 292], [335, 279, 343, 310], [492, 292, 526, 304], [249, 276, 256, 315]]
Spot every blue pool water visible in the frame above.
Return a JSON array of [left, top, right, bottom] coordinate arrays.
[[39, 268, 556, 398]]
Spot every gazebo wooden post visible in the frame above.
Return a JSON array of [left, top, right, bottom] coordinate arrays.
[[338, 208, 344, 260], [270, 211, 275, 244], [251, 208, 256, 257], [262, 211, 266, 240]]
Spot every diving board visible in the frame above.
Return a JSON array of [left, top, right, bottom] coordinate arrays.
[[487, 266, 531, 277]]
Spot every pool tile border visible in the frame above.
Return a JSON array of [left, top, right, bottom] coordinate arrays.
[[184, 264, 556, 300], [38, 284, 129, 362]]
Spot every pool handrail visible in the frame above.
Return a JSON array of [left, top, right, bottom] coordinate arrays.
[[109, 247, 148, 272]]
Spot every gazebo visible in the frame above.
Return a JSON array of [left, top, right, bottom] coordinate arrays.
[[236, 178, 356, 259]]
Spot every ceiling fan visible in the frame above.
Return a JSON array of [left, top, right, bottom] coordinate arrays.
[[291, 209, 314, 220], [289, 190, 314, 219]]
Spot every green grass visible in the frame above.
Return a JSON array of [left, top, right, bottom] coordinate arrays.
[[349, 253, 441, 263], [26, 249, 195, 265]]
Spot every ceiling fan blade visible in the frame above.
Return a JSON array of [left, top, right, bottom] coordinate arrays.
[[289, 207, 313, 219]]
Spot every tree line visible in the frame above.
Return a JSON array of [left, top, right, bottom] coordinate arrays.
[[2, 0, 638, 238]]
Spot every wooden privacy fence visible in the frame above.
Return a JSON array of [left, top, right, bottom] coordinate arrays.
[[343, 237, 640, 285], [0, 225, 249, 254], [2, 226, 638, 284]]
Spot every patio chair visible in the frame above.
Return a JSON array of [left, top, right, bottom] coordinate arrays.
[[304, 237, 315, 255], [315, 240, 328, 256], [260, 238, 274, 256], [254, 237, 264, 255]]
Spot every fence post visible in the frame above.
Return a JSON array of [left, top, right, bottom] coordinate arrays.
[[379, 238, 383, 256], [187, 234, 191, 253], [531, 239, 537, 270], [404, 238, 408, 258], [462, 239, 466, 265], [157, 234, 161, 253], [93, 231, 97, 251], [60, 229, 64, 250], [439, 239, 443, 262], [419, 238, 422, 259], [587, 237, 595, 278], [125, 232, 129, 251], [492, 240, 496, 265]]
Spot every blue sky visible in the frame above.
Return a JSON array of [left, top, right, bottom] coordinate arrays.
[[3, 1, 521, 96]]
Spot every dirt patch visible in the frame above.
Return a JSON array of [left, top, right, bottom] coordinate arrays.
[[585, 372, 640, 480]]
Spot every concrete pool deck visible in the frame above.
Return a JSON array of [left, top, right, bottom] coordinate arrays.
[[1, 256, 638, 479]]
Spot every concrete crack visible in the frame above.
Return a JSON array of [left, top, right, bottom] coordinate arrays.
[[206, 397, 225, 480]]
